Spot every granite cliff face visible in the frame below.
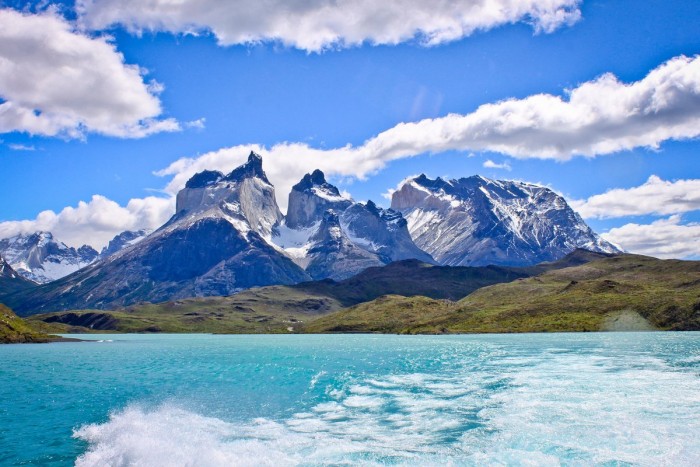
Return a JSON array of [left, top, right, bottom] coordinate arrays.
[[285, 169, 353, 229], [391, 174, 620, 266], [271, 170, 433, 280]]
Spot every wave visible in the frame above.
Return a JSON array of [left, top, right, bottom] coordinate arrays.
[[74, 350, 700, 466]]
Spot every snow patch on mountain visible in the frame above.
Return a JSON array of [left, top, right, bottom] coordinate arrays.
[[392, 174, 620, 267], [0, 232, 98, 283], [271, 170, 433, 279]]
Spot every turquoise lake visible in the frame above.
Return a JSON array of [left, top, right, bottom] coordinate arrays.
[[1, 333, 699, 465]]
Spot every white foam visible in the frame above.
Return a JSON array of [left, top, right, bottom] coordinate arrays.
[[74, 346, 700, 466]]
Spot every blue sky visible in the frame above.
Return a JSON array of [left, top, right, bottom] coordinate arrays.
[[1, 0, 699, 258]]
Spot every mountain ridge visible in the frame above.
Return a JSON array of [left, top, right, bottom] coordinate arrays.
[[391, 174, 620, 266], [2, 153, 622, 314]]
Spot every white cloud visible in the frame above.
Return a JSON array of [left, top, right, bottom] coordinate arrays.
[[0, 194, 174, 249], [363, 54, 700, 160], [8, 143, 35, 151], [572, 175, 700, 219], [185, 118, 206, 130], [156, 55, 700, 212], [483, 159, 511, 170], [77, 0, 582, 52], [0, 8, 179, 138], [602, 216, 700, 259]]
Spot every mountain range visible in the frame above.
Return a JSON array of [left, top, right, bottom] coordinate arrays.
[[0, 229, 152, 284], [1, 152, 619, 314]]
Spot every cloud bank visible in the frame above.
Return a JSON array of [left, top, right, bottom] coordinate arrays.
[[77, 0, 582, 52], [483, 160, 512, 171], [0, 195, 174, 249], [157, 55, 700, 211], [0, 8, 178, 138], [572, 176, 700, 219], [602, 216, 700, 259]]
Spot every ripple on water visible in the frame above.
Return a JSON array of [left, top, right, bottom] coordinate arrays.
[[74, 336, 700, 466]]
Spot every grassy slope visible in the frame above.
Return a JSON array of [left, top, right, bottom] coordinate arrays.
[[31, 289, 324, 334], [0, 304, 55, 343], [305, 254, 700, 333], [28, 259, 528, 333]]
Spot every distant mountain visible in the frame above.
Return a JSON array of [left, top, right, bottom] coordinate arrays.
[[271, 169, 433, 280], [0, 232, 98, 283], [0, 255, 36, 296], [6, 154, 625, 314], [7, 153, 310, 314], [391, 174, 620, 266], [99, 229, 151, 258]]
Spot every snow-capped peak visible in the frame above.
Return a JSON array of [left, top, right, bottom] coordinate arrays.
[[0, 232, 98, 283], [391, 173, 620, 267]]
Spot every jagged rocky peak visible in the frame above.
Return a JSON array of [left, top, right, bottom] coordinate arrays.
[[175, 151, 282, 238], [0, 255, 17, 279], [0, 231, 98, 283], [77, 245, 99, 262], [391, 174, 620, 267], [100, 229, 151, 258], [286, 169, 352, 229], [224, 151, 269, 183], [185, 170, 224, 189], [340, 200, 434, 265], [391, 174, 453, 212], [305, 209, 385, 280]]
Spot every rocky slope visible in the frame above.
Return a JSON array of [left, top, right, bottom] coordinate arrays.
[[391, 174, 620, 267], [0, 255, 36, 296], [0, 232, 98, 283], [271, 170, 433, 279], [6, 153, 310, 314], [99, 229, 151, 258]]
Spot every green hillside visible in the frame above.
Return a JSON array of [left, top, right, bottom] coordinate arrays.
[[0, 304, 55, 343], [305, 254, 700, 333], [28, 259, 529, 333]]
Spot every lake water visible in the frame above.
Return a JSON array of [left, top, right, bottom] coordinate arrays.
[[1, 333, 699, 466]]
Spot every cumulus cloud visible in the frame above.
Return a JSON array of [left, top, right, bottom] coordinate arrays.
[[572, 175, 700, 219], [77, 0, 582, 52], [0, 8, 179, 138], [0, 195, 174, 249], [156, 55, 700, 211], [363, 54, 700, 160], [483, 159, 511, 170], [602, 216, 700, 259]]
